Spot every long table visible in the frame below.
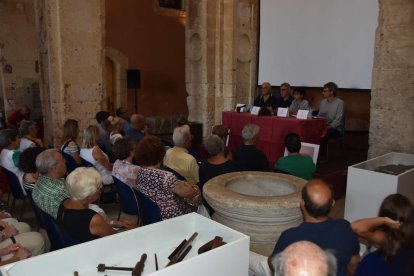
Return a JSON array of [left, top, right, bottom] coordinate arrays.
[[222, 111, 326, 167]]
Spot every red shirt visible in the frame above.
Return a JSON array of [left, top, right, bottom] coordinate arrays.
[[6, 110, 29, 129]]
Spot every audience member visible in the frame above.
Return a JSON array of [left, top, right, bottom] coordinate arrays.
[[289, 87, 310, 115], [254, 82, 278, 114], [32, 149, 69, 219], [234, 124, 269, 171], [271, 241, 337, 276], [0, 244, 31, 265], [272, 179, 360, 275], [112, 137, 141, 187], [125, 113, 147, 145], [199, 135, 239, 189], [135, 136, 199, 220], [353, 194, 414, 276], [58, 167, 135, 243], [163, 125, 199, 184], [0, 219, 44, 261], [108, 116, 124, 145], [80, 125, 113, 185], [212, 124, 232, 159], [60, 119, 82, 165], [199, 135, 239, 214], [6, 105, 30, 129], [95, 111, 112, 154], [0, 129, 24, 187], [317, 82, 345, 158], [115, 107, 130, 134], [18, 147, 45, 192], [276, 83, 294, 108], [274, 133, 316, 180], [18, 120, 43, 152]]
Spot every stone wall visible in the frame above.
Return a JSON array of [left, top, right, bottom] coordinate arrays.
[[185, 0, 258, 135], [0, 0, 39, 117], [369, 0, 414, 157], [35, 0, 105, 146]]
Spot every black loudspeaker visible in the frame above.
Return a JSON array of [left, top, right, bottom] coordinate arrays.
[[127, 69, 140, 89]]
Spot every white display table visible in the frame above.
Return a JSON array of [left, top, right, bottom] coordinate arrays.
[[344, 152, 414, 223], [0, 213, 249, 276]]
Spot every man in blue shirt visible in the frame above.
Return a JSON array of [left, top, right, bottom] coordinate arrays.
[[125, 113, 147, 145], [271, 179, 360, 276]]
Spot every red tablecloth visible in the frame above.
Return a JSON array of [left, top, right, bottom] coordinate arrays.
[[222, 111, 326, 167]]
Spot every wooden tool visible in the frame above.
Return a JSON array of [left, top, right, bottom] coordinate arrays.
[[166, 232, 198, 267]]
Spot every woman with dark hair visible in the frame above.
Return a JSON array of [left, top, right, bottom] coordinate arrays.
[[112, 137, 141, 187], [0, 129, 24, 185], [135, 136, 199, 220], [289, 87, 310, 115], [18, 147, 45, 192], [60, 119, 82, 165], [352, 194, 414, 276]]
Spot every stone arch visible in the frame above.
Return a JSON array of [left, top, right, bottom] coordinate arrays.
[[105, 47, 128, 113]]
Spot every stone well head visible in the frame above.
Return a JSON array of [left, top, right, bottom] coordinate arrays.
[[203, 172, 306, 254]]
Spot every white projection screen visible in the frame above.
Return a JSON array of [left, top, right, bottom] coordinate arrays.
[[258, 0, 378, 89]]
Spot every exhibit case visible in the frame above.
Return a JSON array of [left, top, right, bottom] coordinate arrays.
[[344, 152, 414, 223], [0, 213, 249, 276]]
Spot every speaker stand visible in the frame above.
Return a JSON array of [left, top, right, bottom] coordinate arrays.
[[134, 88, 138, 113]]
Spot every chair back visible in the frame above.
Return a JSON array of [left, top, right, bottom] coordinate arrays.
[[25, 188, 45, 229], [134, 189, 162, 226], [283, 142, 320, 164], [1, 167, 26, 198], [37, 208, 66, 250], [61, 152, 77, 174], [37, 207, 79, 250], [112, 177, 139, 216]]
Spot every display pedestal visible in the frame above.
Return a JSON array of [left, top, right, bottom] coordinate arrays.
[[0, 213, 249, 276], [344, 152, 414, 223]]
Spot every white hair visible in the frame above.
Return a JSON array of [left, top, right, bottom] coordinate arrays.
[[241, 124, 260, 141], [65, 167, 102, 201], [36, 149, 60, 175], [172, 124, 191, 147]]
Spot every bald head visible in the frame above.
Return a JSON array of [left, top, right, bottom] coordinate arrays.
[[130, 114, 145, 130], [301, 179, 334, 219], [273, 241, 337, 276]]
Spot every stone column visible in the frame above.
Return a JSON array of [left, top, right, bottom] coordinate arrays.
[[185, 0, 258, 135], [35, 0, 105, 146], [369, 0, 414, 157]]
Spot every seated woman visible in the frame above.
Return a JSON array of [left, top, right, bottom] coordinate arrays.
[[60, 119, 82, 165], [108, 116, 124, 145], [18, 120, 43, 152], [0, 216, 45, 259], [212, 124, 232, 159], [289, 87, 310, 115], [135, 136, 199, 220], [199, 135, 239, 190], [112, 137, 141, 187], [80, 125, 113, 185], [58, 167, 135, 243], [0, 129, 24, 186], [18, 147, 45, 192], [352, 194, 414, 276]]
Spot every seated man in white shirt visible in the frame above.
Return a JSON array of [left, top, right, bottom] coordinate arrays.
[[317, 82, 345, 159]]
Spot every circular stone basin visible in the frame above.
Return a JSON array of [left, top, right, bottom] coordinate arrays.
[[204, 172, 306, 249], [226, 178, 296, 196]]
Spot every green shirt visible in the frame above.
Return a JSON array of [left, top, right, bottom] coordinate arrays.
[[275, 154, 316, 180], [32, 175, 69, 219]]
